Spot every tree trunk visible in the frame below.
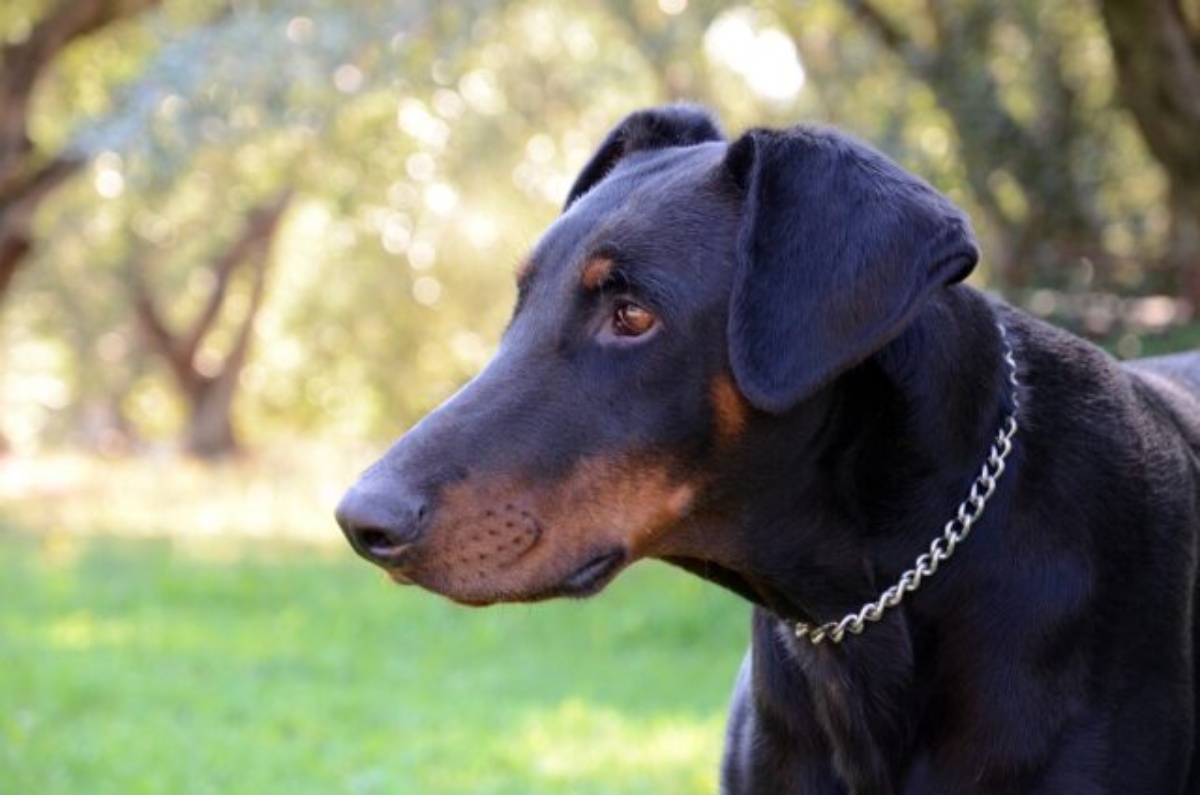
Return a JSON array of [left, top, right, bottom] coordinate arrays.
[[1168, 184, 1200, 306], [184, 376, 239, 459], [0, 156, 82, 301], [130, 192, 290, 460], [0, 233, 31, 299], [0, 0, 161, 305], [1100, 0, 1200, 302], [825, 0, 1102, 289]]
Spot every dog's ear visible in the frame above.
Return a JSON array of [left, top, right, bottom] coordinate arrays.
[[564, 105, 723, 210], [725, 128, 978, 413]]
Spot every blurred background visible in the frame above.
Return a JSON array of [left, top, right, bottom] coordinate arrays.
[[2, 0, 1198, 792]]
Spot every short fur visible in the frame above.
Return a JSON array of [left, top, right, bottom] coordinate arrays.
[[337, 105, 1200, 794]]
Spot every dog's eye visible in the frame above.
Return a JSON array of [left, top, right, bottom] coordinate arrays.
[[612, 300, 657, 337]]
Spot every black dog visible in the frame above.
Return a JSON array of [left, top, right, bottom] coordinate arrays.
[[336, 106, 1200, 793]]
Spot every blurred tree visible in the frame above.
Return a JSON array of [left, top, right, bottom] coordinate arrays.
[[0, 0, 162, 304], [59, 0, 695, 445], [813, 0, 1200, 308], [1100, 0, 1200, 299], [131, 192, 291, 458], [823, 0, 1107, 287], [38, 0, 520, 452], [604, 0, 723, 101], [5, 0, 1198, 457]]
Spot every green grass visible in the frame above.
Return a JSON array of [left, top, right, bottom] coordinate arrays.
[[0, 453, 749, 794]]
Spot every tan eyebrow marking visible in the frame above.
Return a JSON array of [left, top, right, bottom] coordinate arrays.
[[581, 256, 614, 290], [711, 373, 750, 445], [515, 256, 535, 283]]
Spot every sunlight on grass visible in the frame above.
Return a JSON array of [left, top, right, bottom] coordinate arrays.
[[0, 442, 375, 546], [45, 611, 134, 651], [513, 699, 726, 791]]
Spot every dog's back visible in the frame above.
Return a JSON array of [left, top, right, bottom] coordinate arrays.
[[1125, 352, 1200, 446]]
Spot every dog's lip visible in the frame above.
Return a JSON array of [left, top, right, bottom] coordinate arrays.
[[385, 548, 628, 603], [370, 545, 415, 584], [385, 567, 415, 585], [559, 550, 626, 597]]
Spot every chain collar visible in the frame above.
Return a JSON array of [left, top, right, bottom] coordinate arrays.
[[793, 322, 1021, 646]]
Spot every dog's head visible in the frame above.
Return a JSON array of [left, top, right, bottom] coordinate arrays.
[[335, 105, 977, 606]]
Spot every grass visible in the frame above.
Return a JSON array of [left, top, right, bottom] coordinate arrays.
[[0, 450, 749, 794]]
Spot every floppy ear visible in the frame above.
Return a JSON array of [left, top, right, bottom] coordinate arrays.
[[564, 105, 724, 210], [725, 127, 978, 413]]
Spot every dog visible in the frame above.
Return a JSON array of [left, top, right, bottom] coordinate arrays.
[[336, 105, 1200, 793]]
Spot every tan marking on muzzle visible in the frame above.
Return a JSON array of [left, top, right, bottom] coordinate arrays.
[[406, 456, 696, 603]]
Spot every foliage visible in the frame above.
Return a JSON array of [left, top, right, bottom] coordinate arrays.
[[2, 0, 1198, 450]]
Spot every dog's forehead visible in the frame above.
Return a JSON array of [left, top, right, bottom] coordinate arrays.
[[525, 141, 728, 284]]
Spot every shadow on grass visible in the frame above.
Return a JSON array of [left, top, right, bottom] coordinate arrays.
[[0, 519, 748, 794]]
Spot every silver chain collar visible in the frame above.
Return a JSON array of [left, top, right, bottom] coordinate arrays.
[[793, 323, 1021, 646]]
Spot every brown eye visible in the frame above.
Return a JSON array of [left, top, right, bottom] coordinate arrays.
[[612, 300, 657, 337]]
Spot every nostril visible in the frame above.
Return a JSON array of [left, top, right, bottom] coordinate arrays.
[[348, 522, 416, 564], [359, 528, 403, 554], [335, 485, 429, 565]]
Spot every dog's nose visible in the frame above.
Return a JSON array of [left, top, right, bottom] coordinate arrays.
[[335, 483, 428, 566]]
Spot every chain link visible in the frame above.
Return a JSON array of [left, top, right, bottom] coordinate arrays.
[[794, 323, 1020, 646]]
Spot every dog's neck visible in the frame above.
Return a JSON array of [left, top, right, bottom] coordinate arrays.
[[793, 321, 1019, 645], [665, 286, 1015, 625], [663, 286, 1018, 791]]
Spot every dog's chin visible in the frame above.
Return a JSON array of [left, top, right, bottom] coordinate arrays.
[[547, 549, 628, 598], [401, 549, 629, 607], [384, 567, 415, 585]]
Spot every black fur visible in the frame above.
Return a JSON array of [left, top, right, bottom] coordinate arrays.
[[726, 127, 977, 412], [337, 106, 1200, 794], [564, 104, 723, 209]]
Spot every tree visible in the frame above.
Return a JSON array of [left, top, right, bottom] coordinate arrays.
[[818, 0, 1105, 288], [1100, 0, 1200, 299], [813, 0, 1200, 307], [9, 0, 1199, 456], [0, 0, 162, 304], [131, 192, 291, 458]]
